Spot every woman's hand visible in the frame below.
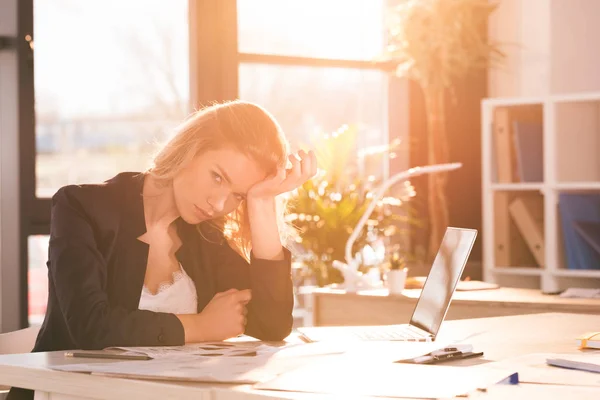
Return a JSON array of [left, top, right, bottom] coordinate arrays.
[[247, 149, 317, 200], [177, 288, 251, 343]]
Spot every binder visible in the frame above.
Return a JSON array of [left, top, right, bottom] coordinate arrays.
[[492, 105, 543, 183], [493, 108, 517, 183], [512, 121, 544, 182], [558, 193, 600, 269], [495, 192, 538, 267]]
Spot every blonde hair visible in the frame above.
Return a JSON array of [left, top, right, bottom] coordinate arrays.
[[147, 100, 294, 261]]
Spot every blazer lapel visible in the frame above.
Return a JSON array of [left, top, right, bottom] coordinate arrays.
[[176, 219, 217, 310], [116, 173, 149, 309]]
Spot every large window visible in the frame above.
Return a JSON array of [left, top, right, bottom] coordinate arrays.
[[29, 0, 189, 324], [236, 0, 390, 174], [35, 0, 189, 197], [237, 0, 385, 61], [17, 0, 396, 327]]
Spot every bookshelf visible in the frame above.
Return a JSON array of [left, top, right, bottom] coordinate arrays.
[[482, 92, 600, 293]]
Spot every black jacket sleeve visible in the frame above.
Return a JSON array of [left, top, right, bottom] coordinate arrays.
[[49, 187, 185, 350], [214, 243, 294, 342]]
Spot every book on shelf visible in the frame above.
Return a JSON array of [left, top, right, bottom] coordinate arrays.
[[492, 106, 543, 184], [512, 121, 544, 182], [558, 193, 600, 270], [508, 195, 545, 267]]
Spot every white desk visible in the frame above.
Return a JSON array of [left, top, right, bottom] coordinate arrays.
[[0, 313, 599, 400]]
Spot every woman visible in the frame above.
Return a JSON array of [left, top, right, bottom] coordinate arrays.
[[9, 99, 316, 399], [33, 100, 316, 351]]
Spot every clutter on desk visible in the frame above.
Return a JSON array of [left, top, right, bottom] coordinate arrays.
[[489, 353, 600, 387], [577, 332, 600, 349], [254, 357, 518, 399], [396, 343, 485, 365]]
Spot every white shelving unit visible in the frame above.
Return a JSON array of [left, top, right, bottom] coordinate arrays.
[[482, 92, 600, 293]]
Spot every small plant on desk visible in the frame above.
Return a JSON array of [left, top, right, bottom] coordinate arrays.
[[387, 252, 408, 294]]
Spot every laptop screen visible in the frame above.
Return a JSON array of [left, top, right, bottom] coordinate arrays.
[[409, 227, 477, 336]]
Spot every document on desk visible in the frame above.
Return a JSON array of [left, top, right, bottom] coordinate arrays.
[[105, 340, 348, 360], [105, 341, 279, 359], [489, 353, 600, 387], [51, 342, 348, 384], [254, 358, 518, 399]]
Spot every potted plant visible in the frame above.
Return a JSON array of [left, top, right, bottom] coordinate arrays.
[[386, 251, 408, 294], [382, 0, 504, 259], [288, 125, 420, 286]]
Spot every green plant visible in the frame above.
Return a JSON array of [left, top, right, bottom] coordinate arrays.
[[288, 125, 420, 286], [382, 0, 505, 259]]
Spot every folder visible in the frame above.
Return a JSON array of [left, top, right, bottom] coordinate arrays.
[[512, 121, 544, 182]]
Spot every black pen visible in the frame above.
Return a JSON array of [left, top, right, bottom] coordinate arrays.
[[433, 351, 463, 362], [64, 351, 152, 361]]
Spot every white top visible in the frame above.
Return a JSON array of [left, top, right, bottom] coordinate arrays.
[[138, 263, 198, 314]]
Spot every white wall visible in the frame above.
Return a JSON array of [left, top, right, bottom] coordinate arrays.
[[550, 0, 600, 94], [488, 0, 600, 98]]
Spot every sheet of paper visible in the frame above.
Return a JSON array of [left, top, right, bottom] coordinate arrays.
[[254, 357, 517, 399], [52, 342, 348, 384], [489, 353, 600, 387], [52, 351, 340, 384], [106, 340, 347, 360], [106, 340, 289, 359], [340, 340, 456, 363]]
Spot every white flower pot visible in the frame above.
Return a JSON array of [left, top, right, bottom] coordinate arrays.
[[387, 268, 408, 295]]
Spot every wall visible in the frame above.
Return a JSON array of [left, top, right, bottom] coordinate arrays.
[[550, 0, 600, 94], [489, 0, 600, 98]]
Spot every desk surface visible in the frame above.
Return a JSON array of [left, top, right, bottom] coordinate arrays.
[[312, 286, 600, 312], [0, 313, 599, 399]]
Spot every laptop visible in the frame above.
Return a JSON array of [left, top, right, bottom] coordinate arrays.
[[297, 227, 478, 342]]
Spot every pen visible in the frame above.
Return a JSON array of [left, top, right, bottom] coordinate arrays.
[[64, 351, 152, 361], [433, 351, 463, 362]]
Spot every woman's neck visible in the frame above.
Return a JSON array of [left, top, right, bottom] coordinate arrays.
[[142, 174, 180, 229]]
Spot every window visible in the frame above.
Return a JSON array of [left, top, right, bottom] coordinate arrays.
[[236, 0, 391, 177], [238, 64, 387, 150], [34, 0, 189, 197], [237, 0, 385, 60], [28, 235, 49, 326], [28, 0, 189, 324]]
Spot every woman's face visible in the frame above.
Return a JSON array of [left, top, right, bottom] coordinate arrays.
[[172, 147, 268, 224]]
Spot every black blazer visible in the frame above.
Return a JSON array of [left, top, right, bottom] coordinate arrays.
[[32, 172, 294, 352]]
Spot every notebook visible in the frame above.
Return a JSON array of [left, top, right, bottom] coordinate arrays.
[[578, 332, 600, 349], [546, 355, 600, 374]]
